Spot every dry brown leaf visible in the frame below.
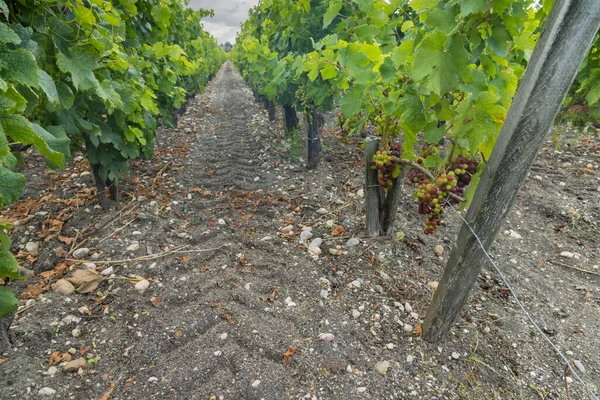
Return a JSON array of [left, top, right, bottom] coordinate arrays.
[[150, 297, 161, 307], [98, 381, 116, 400], [67, 270, 104, 293], [241, 214, 253, 221], [283, 345, 296, 366], [414, 325, 423, 336], [58, 236, 74, 245], [260, 288, 279, 302], [0, 359, 7, 365], [331, 225, 345, 237], [48, 351, 69, 366], [54, 246, 68, 258], [182, 256, 191, 263], [175, 330, 183, 338], [20, 283, 44, 300]]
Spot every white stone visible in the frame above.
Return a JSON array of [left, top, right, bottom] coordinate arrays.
[[346, 238, 360, 248], [25, 242, 39, 253], [509, 230, 522, 239], [404, 302, 413, 313], [100, 266, 114, 276], [127, 243, 140, 251], [560, 251, 574, 259], [134, 279, 150, 293], [300, 231, 313, 241], [220, 332, 228, 340], [72, 248, 90, 259], [218, 218, 226, 225], [251, 380, 261, 387], [374, 360, 390, 375], [317, 208, 328, 215], [38, 387, 57, 396]]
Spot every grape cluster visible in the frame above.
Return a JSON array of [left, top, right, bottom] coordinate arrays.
[[372, 143, 402, 190], [408, 155, 480, 235]]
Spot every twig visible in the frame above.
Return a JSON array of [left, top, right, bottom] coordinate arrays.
[[98, 219, 135, 244], [150, 161, 173, 190], [547, 259, 600, 276], [16, 304, 36, 315], [83, 200, 138, 236], [66, 243, 231, 265]]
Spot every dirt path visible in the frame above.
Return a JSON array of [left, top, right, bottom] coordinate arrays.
[[1, 62, 600, 400]]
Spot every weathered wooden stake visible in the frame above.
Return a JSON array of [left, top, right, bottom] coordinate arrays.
[[267, 100, 276, 122], [423, 0, 600, 342], [365, 137, 383, 236], [304, 108, 323, 170], [283, 104, 299, 136], [382, 169, 405, 235]]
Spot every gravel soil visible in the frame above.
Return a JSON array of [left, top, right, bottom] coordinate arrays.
[[0, 61, 599, 400]]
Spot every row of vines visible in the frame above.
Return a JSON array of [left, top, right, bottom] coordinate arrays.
[[0, 0, 225, 317], [231, 0, 599, 236]]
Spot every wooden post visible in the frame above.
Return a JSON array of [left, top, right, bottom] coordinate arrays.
[[382, 169, 405, 235], [304, 108, 323, 170], [267, 100, 276, 122], [365, 136, 382, 236], [283, 104, 299, 136], [423, 0, 600, 342]]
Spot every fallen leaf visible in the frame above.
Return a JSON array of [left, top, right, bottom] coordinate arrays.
[[182, 256, 191, 263], [98, 381, 116, 400], [331, 225, 345, 237], [283, 345, 296, 366], [175, 330, 183, 338], [48, 351, 70, 366], [67, 269, 104, 293], [80, 347, 91, 355], [150, 297, 161, 307], [0, 359, 6, 365], [241, 214, 253, 221], [414, 325, 423, 336], [20, 283, 44, 300], [260, 288, 279, 302], [58, 236, 74, 245]]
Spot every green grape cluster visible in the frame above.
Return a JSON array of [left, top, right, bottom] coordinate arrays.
[[409, 154, 479, 235], [372, 143, 402, 189]]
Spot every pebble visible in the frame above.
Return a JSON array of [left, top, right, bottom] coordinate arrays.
[[100, 266, 114, 276], [47, 366, 58, 377], [560, 251, 574, 259], [318, 333, 335, 342], [429, 281, 439, 290], [134, 279, 150, 293], [25, 241, 39, 253], [328, 248, 339, 256], [251, 380, 261, 388], [357, 387, 367, 393], [308, 247, 322, 255], [300, 231, 313, 241], [351, 309, 361, 319], [38, 387, 57, 396], [351, 280, 361, 288], [126, 243, 140, 251], [218, 218, 226, 225], [374, 360, 390, 375], [63, 357, 87, 372], [253, 176, 260, 182], [308, 238, 322, 249], [53, 279, 75, 296], [319, 290, 329, 298], [284, 297, 297, 307], [386, 343, 394, 350], [72, 248, 90, 259], [220, 332, 228, 340], [78, 306, 89, 315], [82, 262, 96, 269], [317, 208, 328, 215], [451, 352, 460, 360], [574, 360, 585, 373], [433, 244, 444, 257], [406, 354, 413, 363], [260, 236, 272, 241], [132, 231, 142, 235], [403, 324, 413, 332], [346, 238, 360, 248], [379, 271, 391, 281], [19, 266, 35, 278], [404, 302, 413, 313], [281, 225, 294, 233], [508, 229, 522, 239], [566, 350, 574, 356], [148, 377, 159, 383]]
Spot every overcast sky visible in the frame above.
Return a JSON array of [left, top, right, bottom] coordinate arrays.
[[187, 0, 259, 44]]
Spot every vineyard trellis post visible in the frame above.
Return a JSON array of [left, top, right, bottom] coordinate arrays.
[[365, 136, 383, 236], [423, 0, 600, 342], [283, 104, 299, 136], [304, 108, 323, 169]]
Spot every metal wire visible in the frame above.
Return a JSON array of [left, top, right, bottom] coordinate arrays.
[[444, 200, 599, 400]]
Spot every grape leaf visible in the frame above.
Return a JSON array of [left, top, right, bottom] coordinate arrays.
[[456, 0, 489, 17], [411, 0, 440, 12], [38, 70, 59, 105], [0, 287, 18, 318], [0, 250, 23, 280], [323, 1, 342, 28], [0, 47, 39, 88], [0, 1, 8, 21], [57, 81, 74, 109], [56, 48, 100, 91], [0, 166, 25, 208], [0, 23, 20, 45]]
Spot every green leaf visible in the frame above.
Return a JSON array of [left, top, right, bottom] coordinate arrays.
[[398, 93, 427, 136], [38, 70, 59, 105], [340, 86, 364, 118], [412, 31, 471, 95], [0, 1, 8, 21], [94, 80, 123, 109], [57, 81, 74, 109], [426, 7, 459, 35], [0, 287, 18, 318], [323, 1, 342, 28], [0, 250, 23, 280], [411, 0, 440, 12], [0, 48, 39, 87], [458, 0, 489, 17], [0, 166, 25, 208], [30, 123, 68, 167], [424, 121, 445, 144], [355, 25, 380, 42], [0, 23, 20, 44], [488, 25, 512, 58], [56, 48, 100, 91], [320, 63, 337, 80]]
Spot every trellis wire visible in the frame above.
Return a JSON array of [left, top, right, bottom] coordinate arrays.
[[444, 200, 599, 400]]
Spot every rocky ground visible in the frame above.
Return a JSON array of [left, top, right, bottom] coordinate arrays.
[[0, 61, 599, 400]]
